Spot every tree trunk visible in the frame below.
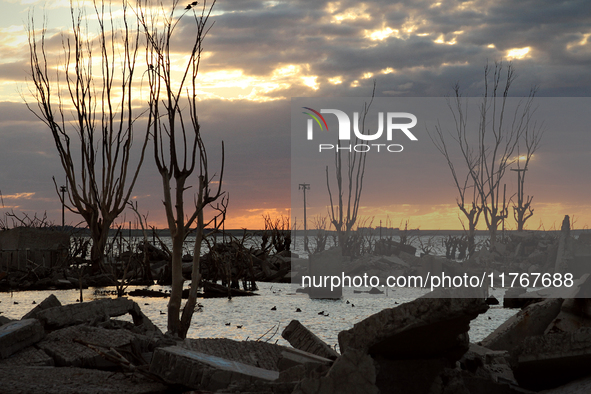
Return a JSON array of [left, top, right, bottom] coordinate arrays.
[[90, 223, 109, 274], [167, 233, 184, 336], [489, 222, 498, 251], [180, 196, 204, 338]]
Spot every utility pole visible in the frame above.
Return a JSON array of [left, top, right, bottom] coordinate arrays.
[[60, 185, 67, 228], [299, 183, 310, 253]]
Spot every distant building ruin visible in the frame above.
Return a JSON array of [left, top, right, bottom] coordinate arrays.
[[0, 227, 70, 270]]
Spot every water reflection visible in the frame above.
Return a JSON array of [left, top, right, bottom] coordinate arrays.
[[0, 283, 517, 350]]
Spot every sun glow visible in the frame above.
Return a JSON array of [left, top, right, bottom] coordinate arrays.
[[506, 47, 531, 60], [366, 27, 398, 41], [328, 76, 343, 85], [329, 3, 371, 24], [301, 76, 319, 90]]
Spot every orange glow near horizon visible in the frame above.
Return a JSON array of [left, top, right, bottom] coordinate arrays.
[[6, 200, 591, 231], [135, 204, 591, 231]]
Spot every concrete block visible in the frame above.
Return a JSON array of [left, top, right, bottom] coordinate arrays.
[[0, 346, 54, 366], [149, 346, 279, 391], [480, 298, 564, 352], [514, 327, 591, 391], [0, 366, 169, 393], [293, 349, 379, 394], [282, 320, 339, 360], [0, 319, 45, 359], [37, 325, 139, 368], [459, 343, 517, 386], [183, 337, 285, 371], [338, 287, 488, 360], [35, 297, 154, 331], [21, 294, 61, 320], [36, 298, 135, 328], [277, 348, 332, 372]]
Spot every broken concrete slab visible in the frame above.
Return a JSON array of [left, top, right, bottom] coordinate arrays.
[[545, 298, 591, 334], [278, 364, 307, 383], [128, 301, 162, 334], [0, 366, 169, 394], [36, 297, 135, 328], [513, 327, 591, 391], [282, 320, 340, 360], [338, 287, 488, 359], [293, 349, 378, 394], [0, 316, 13, 326], [480, 298, 564, 352], [37, 325, 141, 368], [21, 293, 62, 320], [459, 343, 517, 386], [373, 356, 452, 394], [149, 346, 279, 391], [543, 274, 591, 334], [0, 346, 54, 366], [183, 337, 285, 372], [277, 348, 333, 372], [34, 297, 160, 334], [0, 319, 45, 359], [458, 371, 533, 394]]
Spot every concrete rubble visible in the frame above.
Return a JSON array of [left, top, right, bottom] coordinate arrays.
[[5, 253, 591, 393], [282, 319, 340, 360], [0, 319, 45, 359], [480, 297, 565, 352], [0, 365, 169, 394], [37, 325, 143, 368], [150, 346, 280, 391], [21, 293, 62, 319]]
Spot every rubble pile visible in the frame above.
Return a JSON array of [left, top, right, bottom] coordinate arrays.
[[3, 274, 591, 393]]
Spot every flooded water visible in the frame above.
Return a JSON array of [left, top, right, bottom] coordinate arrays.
[[0, 282, 517, 350]]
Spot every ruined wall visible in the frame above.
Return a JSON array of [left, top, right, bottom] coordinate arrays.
[[0, 228, 70, 270]]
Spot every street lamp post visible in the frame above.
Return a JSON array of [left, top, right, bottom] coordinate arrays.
[[60, 185, 67, 228]]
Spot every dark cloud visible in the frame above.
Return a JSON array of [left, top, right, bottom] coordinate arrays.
[[1, 0, 591, 228]]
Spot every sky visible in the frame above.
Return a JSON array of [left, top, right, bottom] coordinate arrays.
[[0, 0, 590, 231]]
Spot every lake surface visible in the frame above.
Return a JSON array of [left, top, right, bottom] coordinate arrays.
[[0, 282, 517, 350]]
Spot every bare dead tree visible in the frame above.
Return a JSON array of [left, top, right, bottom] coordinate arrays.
[[127, 200, 153, 281], [26, 1, 148, 272], [512, 120, 543, 231], [445, 62, 541, 250], [138, 0, 225, 338], [311, 215, 328, 254], [429, 93, 482, 257], [326, 82, 374, 255]]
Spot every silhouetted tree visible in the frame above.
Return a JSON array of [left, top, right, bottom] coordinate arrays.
[[26, 1, 148, 272], [139, 0, 225, 338]]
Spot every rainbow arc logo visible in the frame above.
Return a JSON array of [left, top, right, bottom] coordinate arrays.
[[302, 107, 328, 136]]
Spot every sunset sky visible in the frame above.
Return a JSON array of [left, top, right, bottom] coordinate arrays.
[[0, 0, 590, 230]]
